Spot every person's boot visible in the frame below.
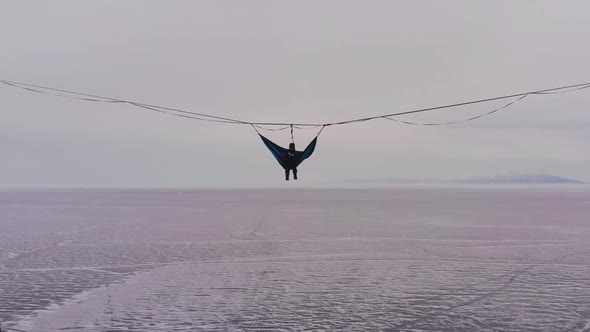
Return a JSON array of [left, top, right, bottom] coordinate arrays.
[[285, 170, 289, 181], [293, 170, 298, 180]]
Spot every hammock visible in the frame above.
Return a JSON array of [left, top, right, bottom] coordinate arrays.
[[258, 134, 317, 168]]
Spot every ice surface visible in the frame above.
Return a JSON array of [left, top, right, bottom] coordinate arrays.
[[0, 187, 589, 331]]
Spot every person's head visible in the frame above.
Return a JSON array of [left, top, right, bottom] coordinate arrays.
[[289, 143, 295, 151]]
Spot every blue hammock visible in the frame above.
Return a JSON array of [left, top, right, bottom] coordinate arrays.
[[258, 134, 317, 168]]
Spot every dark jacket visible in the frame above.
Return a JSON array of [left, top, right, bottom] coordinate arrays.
[[280, 150, 300, 169]]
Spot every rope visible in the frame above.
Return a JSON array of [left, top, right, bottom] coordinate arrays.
[[385, 94, 528, 126], [130, 102, 241, 123], [252, 124, 291, 131], [250, 123, 261, 134], [293, 125, 324, 130], [250, 123, 326, 144], [2, 79, 590, 128], [0, 80, 248, 124], [316, 125, 327, 137], [0, 81, 123, 103], [530, 84, 590, 95]]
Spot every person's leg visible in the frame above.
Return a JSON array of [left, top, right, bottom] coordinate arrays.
[[285, 168, 290, 181], [293, 168, 298, 180]]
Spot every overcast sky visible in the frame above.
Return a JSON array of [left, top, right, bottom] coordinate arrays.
[[1, 1, 590, 187]]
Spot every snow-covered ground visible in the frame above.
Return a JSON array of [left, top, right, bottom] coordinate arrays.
[[1, 187, 589, 331]]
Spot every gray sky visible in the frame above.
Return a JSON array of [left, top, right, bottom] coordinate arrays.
[[2, 1, 590, 187]]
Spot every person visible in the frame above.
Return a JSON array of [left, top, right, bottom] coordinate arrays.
[[281, 143, 298, 181], [257, 133, 318, 181]]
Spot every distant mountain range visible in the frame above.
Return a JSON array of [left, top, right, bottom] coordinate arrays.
[[347, 173, 585, 184], [458, 173, 585, 184]]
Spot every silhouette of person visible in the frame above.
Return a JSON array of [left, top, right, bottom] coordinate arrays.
[[257, 132, 318, 181], [281, 143, 298, 181]]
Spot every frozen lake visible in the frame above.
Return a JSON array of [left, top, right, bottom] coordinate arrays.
[[1, 187, 589, 331]]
